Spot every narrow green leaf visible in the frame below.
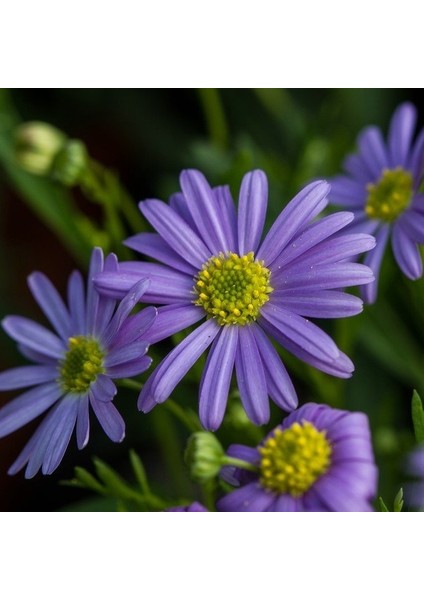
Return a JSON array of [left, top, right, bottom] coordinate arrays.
[[393, 488, 404, 512], [129, 449, 150, 495], [412, 390, 424, 444], [378, 497, 390, 512], [62, 466, 106, 495], [93, 457, 141, 502]]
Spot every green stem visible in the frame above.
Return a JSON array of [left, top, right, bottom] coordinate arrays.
[[221, 456, 259, 473], [198, 89, 228, 149]]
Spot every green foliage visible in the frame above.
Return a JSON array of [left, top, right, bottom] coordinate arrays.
[[411, 390, 424, 444]]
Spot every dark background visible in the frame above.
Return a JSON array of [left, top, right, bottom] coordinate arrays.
[[1, 89, 423, 511]]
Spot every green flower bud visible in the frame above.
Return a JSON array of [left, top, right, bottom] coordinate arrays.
[[50, 139, 88, 186], [184, 432, 225, 483], [14, 121, 67, 175]]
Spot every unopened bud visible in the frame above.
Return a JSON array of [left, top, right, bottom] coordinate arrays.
[[14, 121, 66, 175], [185, 432, 225, 483], [50, 139, 88, 186]]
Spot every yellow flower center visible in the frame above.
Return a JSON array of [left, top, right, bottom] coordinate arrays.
[[194, 252, 273, 326], [59, 336, 105, 394], [259, 421, 332, 496], [365, 167, 413, 222]]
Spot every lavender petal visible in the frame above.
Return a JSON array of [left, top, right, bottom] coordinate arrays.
[[42, 396, 79, 475], [214, 185, 238, 251], [392, 223, 423, 280], [361, 224, 390, 304], [2, 316, 66, 359], [199, 326, 238, 431], [76, 394, 90, 449], [90, 374, 117, 403], [273, 290, 363, 319], [90, 393, 125, 442], [0, 365, 57, 391], [328, 176, 366, 208], [86, 247, 104, 335], [28, 272, 72, 341], [273, 262, 374, 292], [105, 341, 150, 367], [67, 271, 86, 335], [124, 232, 195, 275], [388, 102, 417, 167], [357, 126, 388, 179], [146, 304, 204, 344], [106, 356, 152, 379], [237, 170, 268, 255], [217, 482, 274, 512]]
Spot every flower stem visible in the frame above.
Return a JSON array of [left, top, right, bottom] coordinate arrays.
[[221, 456, 259, 473]]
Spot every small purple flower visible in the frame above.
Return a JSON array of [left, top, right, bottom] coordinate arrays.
[[217, 403, 378, 512], [0, 247, 156, 478], [167, 502, 208, 512], [95, 169, 375, 430], [329, 102, 424, 303], [404, 446, 424, 509]]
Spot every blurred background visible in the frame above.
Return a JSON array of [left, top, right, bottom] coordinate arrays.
[[1, 88, 423, 511]]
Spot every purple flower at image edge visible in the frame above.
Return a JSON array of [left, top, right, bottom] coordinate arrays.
[[217, 403, 378, 512], [95, 168, 375, 430], [404, 446, 424, 510], [329, 102, 424, 303], [0, 248, 156, 477]]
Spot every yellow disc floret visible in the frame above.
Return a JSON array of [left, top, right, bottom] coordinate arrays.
[[59, 336, 105, 394], [194, 251, 273, 326], [259, 421, 332, 496], [365, 167, 413, 222]]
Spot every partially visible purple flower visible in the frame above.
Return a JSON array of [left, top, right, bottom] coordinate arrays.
[[217, 403, 378, 512], [329, 102, 424, 303], [95, 169, 375, 430], [0, 248, 156, 478], [404, 446, 424, 510], [167, 502, 208, 512]]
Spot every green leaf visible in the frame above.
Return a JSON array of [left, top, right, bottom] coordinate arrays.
[[378, 497, 390, 512], [62, 466, 105, 495], [393, 488, 404, 512], [129, 449, 150, 495], [412, 390, 424, 444], [93, 457, 141, 502]]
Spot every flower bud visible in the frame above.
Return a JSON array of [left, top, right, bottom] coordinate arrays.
[[14, 121, 66, 175], [50, 139, 88, 186], [184, 432, 225, 483]]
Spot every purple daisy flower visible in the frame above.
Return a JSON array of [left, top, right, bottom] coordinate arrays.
[[0, 247, 156, 478], [329, 102, 424, 303], [95, 169, 375, 430], [217, 402, 378, 512], [167, 502, 208, 512], [404, 446, 424, 510]]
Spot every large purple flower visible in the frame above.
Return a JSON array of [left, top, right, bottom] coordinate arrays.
[[0, 248, 156, 478], [217, 403, 378, 512], [95, 169, 375, 430], [329, 102, 424, 303]]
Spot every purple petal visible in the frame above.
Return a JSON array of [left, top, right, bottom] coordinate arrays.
[[86, 247, 104, 335], [146, 304, 204, 344], [260, 304, 340, 362], [302, 488, 331, 511], [267, 494, 300, 512], [251, 324, 297, 411], [220, 444, 260, 486], [105, 341, 149, 367], [17, 343, 57, 365], [281, 402, 326, 428], [0, 365, 57, 391], [28, 272, 72, 341], [361, 224, 390, 304], [257, 180, 330, 265], [2, 316, 65, 359], [271, 212, 355, 269], [138, 319, 220, 409], [124, 233, 195, 275], [235, 326, 270, 426], [342, 211, 379, 236], [237, 170, 267, 255], [90, 374, 117, 403], [93, 253, 118, 336], [67, 271, 86, 335], [343, 153, 374, 182], [259, 313, 354, 379], [276, 233, 376, 274], [180, 169, 230, 253], [199, 326, 238, 431], [274, 290, 363, 318], [140, 198, 210, 267], [392, 222, 423, 279], [328, 177, 366, 208], [388, 102, 417, 167], [110, 306, 158, 349], [217, 482, 274, 512], [273, 262, 374, 292], [106, 356, 152, 379], [398, 209, 424, 244], [42, 396, 79, 475], [169, 192, 198, 231], [0, 381, 62, 437], [313, 473, 374, 511], [101, 278, 150, 345], [357, 126, 388, 179], [214, 185, 238, 252], [76, 394, 90, 449], [95, 262, 193, 304], [90, 394, 125, 442], [410, 129, 424, 184], [329, 462, 378, 499]]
